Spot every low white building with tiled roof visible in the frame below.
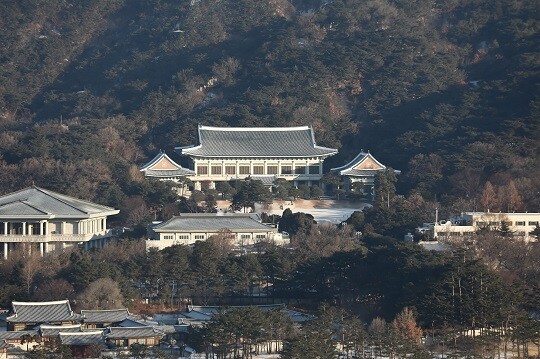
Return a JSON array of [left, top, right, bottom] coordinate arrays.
[[0, 186, 119, 259], [142, 124, 338, 191], [7, 300, 80, 331], [146, 213, 278, 249]]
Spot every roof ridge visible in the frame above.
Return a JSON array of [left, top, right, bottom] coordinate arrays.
[[35, 187, 116, 213], [13, 300, 70, 306], [140, 151, 185, 171], [20, 200, 51, 215], [0, 186, 35, 201], [33, 187, 90, 214], [40, 324, 81, 329], [199, 125, 311, 131]]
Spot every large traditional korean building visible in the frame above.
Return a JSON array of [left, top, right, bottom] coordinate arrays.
[[0, 186, 119, 259], [142, 124, 338, 190]]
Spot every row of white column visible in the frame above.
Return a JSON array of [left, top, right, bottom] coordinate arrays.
[[1, 241, 53, 259], [1, 221, 48, 236]]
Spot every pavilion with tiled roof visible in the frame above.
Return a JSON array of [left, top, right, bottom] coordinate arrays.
[[7, 300, 81, 331], [140, 151, 195, 180], [331, 151, 400, 197], [147, 213, 277, 249], [0, 186, 120, 259], [141, 124, 338, 191], [59, 331, 105, 357], [106, 326, 165, 348], [39, 324, 82, 340], [81, 309, 131, 328]]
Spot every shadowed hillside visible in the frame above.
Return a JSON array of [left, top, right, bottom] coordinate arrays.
[[0, 0, 538, 219]]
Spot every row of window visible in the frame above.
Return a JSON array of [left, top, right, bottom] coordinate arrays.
[[196, 164, 320, 176], [163, 234, 269, 240], [476, 221, 539, 226], [443, 231, 537, 236]]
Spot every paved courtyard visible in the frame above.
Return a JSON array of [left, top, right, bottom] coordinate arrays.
[[218, 199, 370, 224]]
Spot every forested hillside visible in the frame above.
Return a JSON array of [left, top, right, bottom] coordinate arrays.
[[0, 0, 538, 220]]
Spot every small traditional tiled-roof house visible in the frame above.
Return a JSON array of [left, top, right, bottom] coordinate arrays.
[[58, 331, 105, 358], [39, 324, 82, 341], [106, 326, 165, 348], [147, 213, 277, 249], [0, 330, 39, 345], [7, 300, 80, 331], [80, 309, 131, 329]]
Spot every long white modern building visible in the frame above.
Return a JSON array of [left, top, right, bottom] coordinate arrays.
[[146, 213, 281, 250], [0, 186, 120, 259], [431, 212, 540, 240], [141, 124, 338, 190]]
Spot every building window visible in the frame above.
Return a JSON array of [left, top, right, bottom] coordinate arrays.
[[178, 235, 189, 240], [515, 221, 525, 226], [253, 165, 264, 175], [294, 166, 306, 175], [197, 166, 208, 175], [211, 166, 222, 175], [489, 221, 499, 226], [239, 165, 250, 175], [281, 165, 292, 174], [267, 165, 278, 175], [241, 234, 251, 239], [164, 235, 174, 240], [529, 221, 539, 226], [256, 234, 266, 239], [308, 165, 320, 174], [225, 166, 236, 175], [194, 235, 205, 240]]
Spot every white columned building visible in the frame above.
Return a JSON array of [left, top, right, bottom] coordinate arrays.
[[0, 186, 120, 259]]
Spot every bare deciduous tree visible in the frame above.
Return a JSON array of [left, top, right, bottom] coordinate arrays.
[[76, 278, 124, 310]]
